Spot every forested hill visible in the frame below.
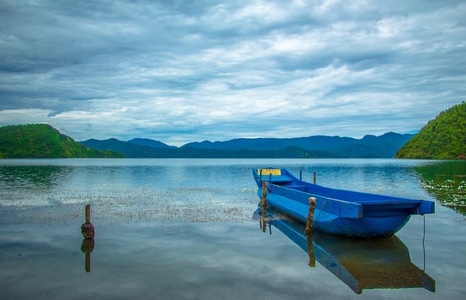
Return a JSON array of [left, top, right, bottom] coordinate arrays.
[[0, 124, 123, 158], [396, 102, 466, 159]]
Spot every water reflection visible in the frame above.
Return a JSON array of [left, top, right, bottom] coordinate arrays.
[[413, 161, 466, 214], [0, 165, 72, 189], [81, 238, 95, 273], [254, 208, 435, 294]]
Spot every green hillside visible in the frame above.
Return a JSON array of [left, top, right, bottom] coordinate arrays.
[[396, 102, 466, 159], [0, 124, 123, 158]]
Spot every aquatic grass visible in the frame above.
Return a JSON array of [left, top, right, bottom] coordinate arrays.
[[419, 177, 466, 214], [0, 185, 258, 226]]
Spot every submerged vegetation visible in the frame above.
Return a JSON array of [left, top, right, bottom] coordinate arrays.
[[413, 161, 466, 214], [0, 160, 255, 225], [0, 186, 256, 225]]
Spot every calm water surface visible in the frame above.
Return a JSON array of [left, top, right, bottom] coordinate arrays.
[[0, 159, 465, 300]]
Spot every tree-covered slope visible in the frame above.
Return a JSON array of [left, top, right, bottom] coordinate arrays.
[[0, 124, 123, 158], [396, 102, 466, 159]]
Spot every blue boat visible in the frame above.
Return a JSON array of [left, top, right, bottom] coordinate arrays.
[[253, 168, 435, 238], [253, 208, 435, 294]]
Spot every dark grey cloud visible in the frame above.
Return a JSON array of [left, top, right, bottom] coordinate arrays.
[[0, 0, 465, 145]]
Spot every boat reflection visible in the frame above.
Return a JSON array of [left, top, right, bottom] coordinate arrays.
[[253, 208, 435, 294]]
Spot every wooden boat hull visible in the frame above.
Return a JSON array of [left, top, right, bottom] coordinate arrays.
[[253, 168, 435, 238]]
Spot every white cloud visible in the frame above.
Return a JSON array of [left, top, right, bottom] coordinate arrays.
[[0, 0, 465, 145]]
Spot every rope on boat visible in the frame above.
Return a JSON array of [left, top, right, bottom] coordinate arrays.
[[423, 214, 426, 271], [417, 206, 427, 271], [314, 196, 327, 224]]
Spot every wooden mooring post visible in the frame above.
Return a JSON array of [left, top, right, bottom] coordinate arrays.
[[261, 180, 268, 233], [85, 204, 91, 224], [81, 204, 95, 239], [305, 197, 316, 234], [80, 204, 95, 272], [261, 180, 267, 208], [305, 197, 316, 267]]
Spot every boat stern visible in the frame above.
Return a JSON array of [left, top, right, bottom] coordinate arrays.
[[417, 200, 435, 215]]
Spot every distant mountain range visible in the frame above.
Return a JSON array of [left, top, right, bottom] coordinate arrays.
[[81, 132, 414, 158], [3, 103, 464, 159]]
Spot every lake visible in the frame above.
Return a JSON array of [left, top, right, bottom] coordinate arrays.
[[0, 158, 465, 300]]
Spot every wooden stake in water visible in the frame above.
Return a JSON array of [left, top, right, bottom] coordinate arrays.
[[85, 204, 91, 223], [305, 197, 317, 266], [261, 180, 267, 208], [81, 204, 95, 239], [80, 204, 95, 272], [261, 180, 268, 233], [305, 197, 316, 234]]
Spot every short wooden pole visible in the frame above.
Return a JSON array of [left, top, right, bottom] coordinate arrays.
[[85, 204, 91, 224], [80, 204, 95, 272], [305, 197, 316, 234], [261, 180, 267, 208], [260, 180, 268, 233], [81, 204, 95, 239], [313, 172, 316, 184]]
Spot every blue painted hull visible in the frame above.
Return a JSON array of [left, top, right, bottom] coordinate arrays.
[[253, 168, 435, 238]]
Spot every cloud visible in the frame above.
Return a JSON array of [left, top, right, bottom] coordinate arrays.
[[0, 0, 465, 145]]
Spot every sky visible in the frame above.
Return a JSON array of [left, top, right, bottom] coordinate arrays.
[[0, 0, 465, 146]]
